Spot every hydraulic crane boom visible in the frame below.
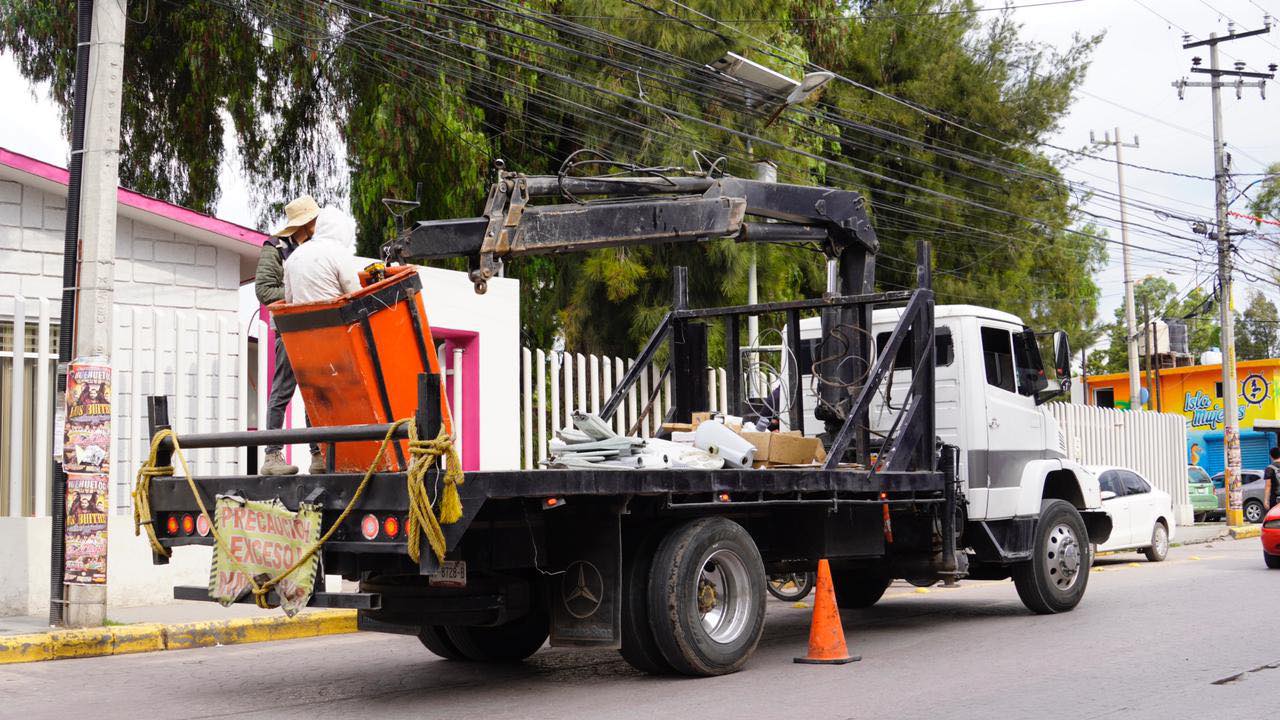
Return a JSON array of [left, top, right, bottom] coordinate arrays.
[[382, 169, 879, 294], [380, 165, 881, 434]]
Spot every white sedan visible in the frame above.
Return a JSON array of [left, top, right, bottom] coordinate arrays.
[[1091, 465, 1177, 562]]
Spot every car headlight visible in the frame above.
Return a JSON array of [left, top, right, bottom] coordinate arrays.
[[1264, 520, 1280, 530]]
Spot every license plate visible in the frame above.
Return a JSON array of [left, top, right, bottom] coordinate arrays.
[[429, 560, 467, 588]]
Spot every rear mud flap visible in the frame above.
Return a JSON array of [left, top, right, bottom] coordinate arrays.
[[545, 502, 621, 649]]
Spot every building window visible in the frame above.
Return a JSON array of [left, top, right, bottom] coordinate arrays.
[[1094, 387, 1115, 408]]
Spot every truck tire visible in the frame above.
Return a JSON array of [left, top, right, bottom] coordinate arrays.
[[443, 610, 550, 662], [1012, 499, 1090, 614], [830, 566, 892, 609], [647, 517, 767, 676], [418, 625, 468, 661], [619, 529, 674, 675]]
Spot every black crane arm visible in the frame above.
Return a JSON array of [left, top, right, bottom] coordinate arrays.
[[382, 171, 878, 294]]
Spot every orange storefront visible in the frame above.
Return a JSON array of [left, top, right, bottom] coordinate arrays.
[[1082, 359, 1280, 475]]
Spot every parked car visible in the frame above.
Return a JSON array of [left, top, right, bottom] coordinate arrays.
[[1263, 503, 1280, 569], [1094, 466, 1176, 561], [1188, 465, 1218, 521], [1210, 469, 1268, 524]]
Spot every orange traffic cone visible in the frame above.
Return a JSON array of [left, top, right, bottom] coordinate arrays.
[[794, 559, 861, 665]]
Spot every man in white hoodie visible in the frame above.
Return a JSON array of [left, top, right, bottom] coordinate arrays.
[[284, 206, 362, 304]]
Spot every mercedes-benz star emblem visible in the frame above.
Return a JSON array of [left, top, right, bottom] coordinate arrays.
[[562, 560, 604, 619]]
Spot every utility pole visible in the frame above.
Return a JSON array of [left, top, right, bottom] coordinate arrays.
[[1142, 298, 1156, 411], [55, 0, 126, 627], [1172, 23, 1274, 527], [748, 160, 776, 400], [1090, 128, 1142, 410]]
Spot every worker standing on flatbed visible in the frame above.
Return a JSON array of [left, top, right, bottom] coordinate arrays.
[[256, 195, 323, 476]]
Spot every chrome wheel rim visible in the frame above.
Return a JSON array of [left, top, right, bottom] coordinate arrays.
[[696, 548, 752, 644], [1246, 504, 1264, 523], [1044, 523, 1082, 591], [1153, 524, 1168, 557]]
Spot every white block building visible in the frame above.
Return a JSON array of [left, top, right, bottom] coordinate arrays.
[[0, 146, 520, 616]]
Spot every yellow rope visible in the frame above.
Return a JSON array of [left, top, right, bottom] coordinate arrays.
[[131, 418, 464, 609], [405, 426, 465, 564]]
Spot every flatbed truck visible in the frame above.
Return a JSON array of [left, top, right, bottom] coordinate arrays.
[[139, 167, 1111, 676]]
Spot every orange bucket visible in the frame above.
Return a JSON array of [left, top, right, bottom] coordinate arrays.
[[271, 265, 453, 471]]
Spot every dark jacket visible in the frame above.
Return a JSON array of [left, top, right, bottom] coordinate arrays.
[[1265, 461, 1280, 507], [254, 237, 297, 306]]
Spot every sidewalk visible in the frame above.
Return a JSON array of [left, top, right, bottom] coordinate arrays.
[[1175, 521, 1261, 545], [0, 600, 356, 664]]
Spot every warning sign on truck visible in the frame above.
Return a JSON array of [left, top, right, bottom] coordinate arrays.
[[208, 496, 321, 616]]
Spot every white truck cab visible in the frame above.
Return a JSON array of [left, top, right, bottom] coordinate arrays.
[[786, 304, 1107, 559]]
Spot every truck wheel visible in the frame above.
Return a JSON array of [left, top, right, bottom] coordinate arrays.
[[1013, 499, 1090, 614], [647, 517, 767, 676], [830, 567, 892, 608], [443, 610, 550, 662], [619, 529, 674, 675], [1143, 521, 1169, 562], [418, 625, 468, 661]]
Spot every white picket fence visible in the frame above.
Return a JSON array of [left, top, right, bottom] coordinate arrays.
[[1049, 403, 1193, 525], [518, 349, 757, 470]]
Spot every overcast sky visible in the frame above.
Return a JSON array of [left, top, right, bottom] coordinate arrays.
[[1, 0, 1277, 323]]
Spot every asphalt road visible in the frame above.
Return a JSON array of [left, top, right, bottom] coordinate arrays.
[[3, 538, 1276, 720]]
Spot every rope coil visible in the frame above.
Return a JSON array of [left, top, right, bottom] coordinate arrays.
[[132, 419, 464, 610]]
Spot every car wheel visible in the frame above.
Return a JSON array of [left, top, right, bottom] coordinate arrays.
[[1244, 500, 1266, 524], [647, 517, 767, 676], [1012, 499, 1090, 614], [1143, 522, 1169, 562], [1265, 551, 1280, 570], [766, 572, 816, 602]]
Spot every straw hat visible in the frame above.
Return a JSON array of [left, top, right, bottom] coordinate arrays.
[[271, 195, 321, 238]]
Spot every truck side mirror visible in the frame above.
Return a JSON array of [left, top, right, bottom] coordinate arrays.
[[1053, 330, 1071, 380]]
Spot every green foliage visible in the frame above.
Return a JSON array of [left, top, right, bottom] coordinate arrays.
[[2, 0, 1104, 356], [1247, 162, 1280, 224], [1094, 276, 1220, 374], [1235, 290, 1279, 361]]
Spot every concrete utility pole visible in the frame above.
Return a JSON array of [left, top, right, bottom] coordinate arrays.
[[64, 0, 126, 627], [748, 160, 776, 399], [1090, 129, 1142, 410], [1173, 24, 1274, 527]]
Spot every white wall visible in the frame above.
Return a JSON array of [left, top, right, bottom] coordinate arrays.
[[416, 266, 520, 471]]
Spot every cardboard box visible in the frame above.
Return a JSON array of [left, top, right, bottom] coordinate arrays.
[[739, 430, 825, 466]]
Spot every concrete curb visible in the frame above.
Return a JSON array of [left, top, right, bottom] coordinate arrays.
[[0, 609, 356, 665], [1229, 525, 1261, 540]]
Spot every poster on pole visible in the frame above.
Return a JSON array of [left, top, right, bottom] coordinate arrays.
[[65, 473, 109, 584], [63, 358, 111, 474]]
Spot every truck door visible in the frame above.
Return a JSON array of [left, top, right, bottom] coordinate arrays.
[[979, 325, 1044, 519]]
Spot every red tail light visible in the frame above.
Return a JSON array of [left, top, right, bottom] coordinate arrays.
[[181, 514, 195, 535], [383, 516, 400, 538], [360, 514, 379, 540], [165, 515, 179, 535]]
